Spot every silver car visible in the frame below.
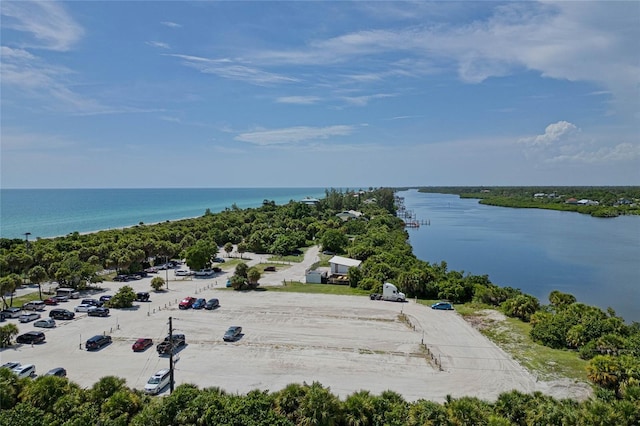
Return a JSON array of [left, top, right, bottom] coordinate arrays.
[[34, 318, 56, 328], [19, 312, 41, 323]]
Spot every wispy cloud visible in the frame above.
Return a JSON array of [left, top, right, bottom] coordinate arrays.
[[146, 41, 170, 49], [341, 93, 394, 107], [235, 125, 357, 146], [161, 21, 182, 28], [167, 53, 298, 86], [276, 96, 321, 105], [1, 1, 84, 51]]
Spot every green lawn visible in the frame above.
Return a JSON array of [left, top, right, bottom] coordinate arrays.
[[262, 281, 370, 296]]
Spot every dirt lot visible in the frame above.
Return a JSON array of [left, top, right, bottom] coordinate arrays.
[[1, 249, 592, 402]]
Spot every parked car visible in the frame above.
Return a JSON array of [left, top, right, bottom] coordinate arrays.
[[195, 269, 214, 277], [0, 311, 4, 321], [431, 302, 454, 310], [178, 297, 196, 309], [99, 295, 113, 303], [156, 334, 186, 355], [192, 298, 206, 309], [113, 274, 129, 282], [19, 312, 41, 323], [82, 298, 103, 307], [43, 297, 59, 306], [74, 304, 92, 312], [136, 292, 150, 302], [34, 318, 56, 328], [212, 257, 225, 263], [204, 298, 219, 310], [16, 331, 46, 344], [1, 307, 22, 318], [22, 301, 45, 311], [2, 361, 21, 370], [87, 307, 110, 317], [86, 335, 112, 351], [132, 338, 153, 352], [45, 367, 67, 377], [144, 368, 171, 395], [144, 267, 159, 273], [175, 269, 191, 276], [49, 308, 75, 320], [13, 364, 36, 378], [223, 326, 242, 342]]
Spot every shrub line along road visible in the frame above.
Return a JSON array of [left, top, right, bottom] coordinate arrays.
[[1, 246, 591, 402]]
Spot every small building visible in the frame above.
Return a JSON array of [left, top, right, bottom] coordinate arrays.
[[577, 199, 599, 206], [329, 256, 362, 275], [301, 197, 320, 206], [565, 198, 578, 204], [336, 210, 364, 221], [305, 267, 328, 284]]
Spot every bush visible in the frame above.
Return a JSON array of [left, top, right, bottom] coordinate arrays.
[[108, 285, 136, 308], [0, 323, 19, 348], [150, 277, 165, 292]]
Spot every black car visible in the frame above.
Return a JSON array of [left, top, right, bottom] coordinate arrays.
[[223, 326, 242, 342], [156, 333, 186, 355], [16, 331, 46, 344], [204, 298, 220, 310], [86, 335, 112, 351], [49, 309, 75, 320], [99, 295, 113, 303], [113, 274, 129, 282], [136, 292, 150, 302], [87, 307, 110, 317]]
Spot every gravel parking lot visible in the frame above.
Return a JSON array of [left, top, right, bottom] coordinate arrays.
[[1, 249, 591, 402]]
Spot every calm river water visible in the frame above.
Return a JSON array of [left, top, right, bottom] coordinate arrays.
[[400, 189, 640, 323]]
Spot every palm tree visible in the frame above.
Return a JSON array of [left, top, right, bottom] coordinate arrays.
[[28, 265, 48, 300]]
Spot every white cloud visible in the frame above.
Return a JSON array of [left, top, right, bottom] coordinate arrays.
[[1, 1, 84, 51], [520, 121, 579, 147], [340, 93, 394, 107], [235, 125, 357, 146], [276, 96, 321, 105], [146, 41, 170, 49], [161, 21, 182, 28], [518, 121, 639, 166], [167, 53, 296, 86]]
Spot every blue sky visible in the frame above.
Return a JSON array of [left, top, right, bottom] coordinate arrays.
[[1, 1, 638, 188]]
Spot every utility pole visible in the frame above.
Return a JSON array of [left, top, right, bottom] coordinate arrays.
[[169, 316, 174, 394]]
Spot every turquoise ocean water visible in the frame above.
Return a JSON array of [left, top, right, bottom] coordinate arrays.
[[0, 188, 327, 239]]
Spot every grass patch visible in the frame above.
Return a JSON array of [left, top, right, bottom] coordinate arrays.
[[267, 248, 307, 263], [264, 281, 370, 296], [457, 305, 589, 382]]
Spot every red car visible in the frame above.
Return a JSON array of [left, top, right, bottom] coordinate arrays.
[[44, 298, 59, 306], [178, 297, 196, 309], [132, 338, 153, 352]]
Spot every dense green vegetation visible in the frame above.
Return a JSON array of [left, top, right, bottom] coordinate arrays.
[[1, 374, 639, 425], [417, 186, 640, 217], [1, 187, 639, 422]]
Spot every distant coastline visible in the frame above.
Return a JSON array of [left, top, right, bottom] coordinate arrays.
[[0, 187, 329, 239]]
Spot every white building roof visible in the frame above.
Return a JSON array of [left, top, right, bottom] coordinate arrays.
[[329, 256, 362, 268]]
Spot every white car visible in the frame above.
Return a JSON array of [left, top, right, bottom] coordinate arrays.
[[74, 304, 92, 312], [175, 269, 191, 276], [13, 364, 35, 379], [144, 368, 171, 395]]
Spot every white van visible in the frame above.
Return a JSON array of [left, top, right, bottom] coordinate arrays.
[[56, 288, 80, 300], [144, 368, 171, 394]]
